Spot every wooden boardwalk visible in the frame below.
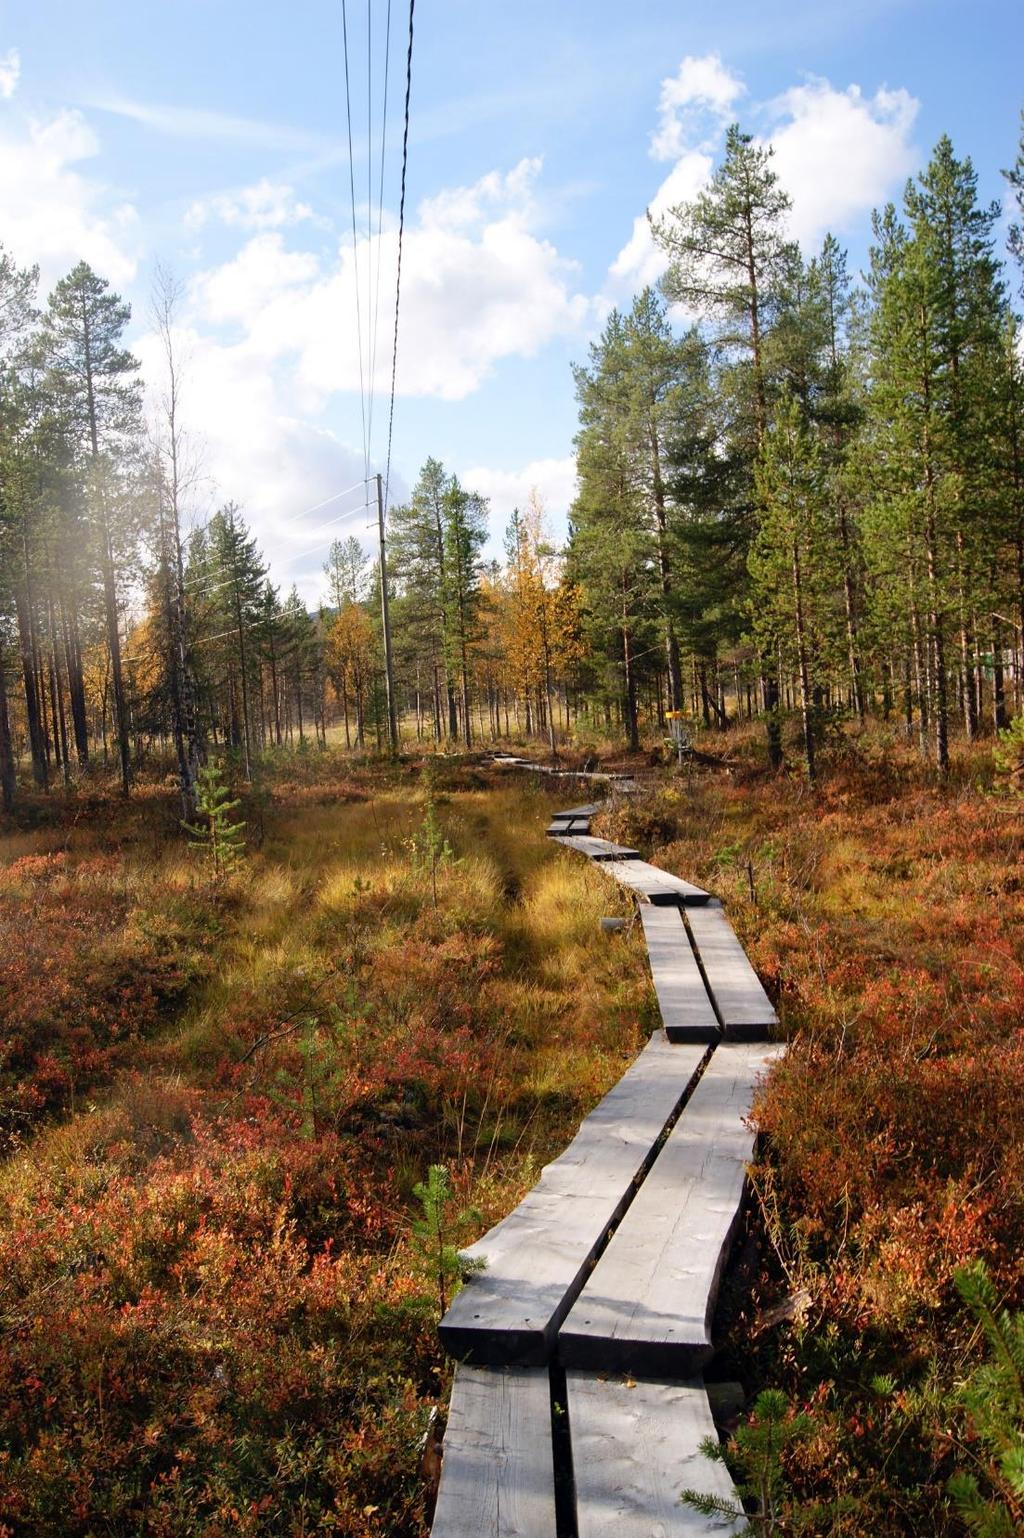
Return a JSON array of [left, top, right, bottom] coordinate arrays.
[[438, 1034, 707, 1365], [639, 906, 719, 1044], [430, 1366, 556, 1537], [559, 1042, 781, 1375], [432, 786, 780, 1537], [568, 1373, 745, 1537]]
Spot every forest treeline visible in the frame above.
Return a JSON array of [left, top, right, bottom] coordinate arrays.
[[2, 119, 1024, 810]]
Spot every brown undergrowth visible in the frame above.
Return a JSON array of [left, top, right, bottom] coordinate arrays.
[[0, 753, 643, 1537], [598, 724, 1024, 1534]]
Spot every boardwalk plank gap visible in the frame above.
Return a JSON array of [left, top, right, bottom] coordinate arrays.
[[639, 906, 720, 1044]]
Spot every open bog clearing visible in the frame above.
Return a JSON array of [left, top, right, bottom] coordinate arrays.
[[2, 740, 1023, 1536]]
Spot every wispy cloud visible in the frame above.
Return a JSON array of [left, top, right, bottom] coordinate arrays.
[[86, 95, 328, 153], [0, 47, 20, 100]]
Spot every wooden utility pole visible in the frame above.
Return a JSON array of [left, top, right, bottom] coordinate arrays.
[[376, 473, 399, 755]]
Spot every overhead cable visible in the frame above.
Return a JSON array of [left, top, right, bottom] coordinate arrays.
[[383, 0, 414, 520]]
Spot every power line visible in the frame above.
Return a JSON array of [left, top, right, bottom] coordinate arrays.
[[182, 481, 372, 590], [363, 0, 373, 464], [383, 0, 415, 521], [278, 477, 374, 524], [189, 499, 375, 599], [269, 500, 375, 577], [366, 0, 393, 461], [341, 0, 368, 477]]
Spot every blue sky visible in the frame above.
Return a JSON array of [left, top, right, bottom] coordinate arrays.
[[1, 0, 1021, 597]]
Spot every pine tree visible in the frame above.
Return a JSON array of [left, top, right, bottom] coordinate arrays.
[[42, 263, 142, 797], [440, 475, 487, 747], [409, 1164, 481, 1318], [390, 458, 457, 740], [752, 396, 840, 781], [194, 505, 267, 777], [570, 340, 661, 749], [653, 124, 797, 761], [681, 1388, 851, 1535], [1003, 110, 1024, 299], [573, 291, 688, 721], [653, 124, 794, 443], [183, 761, 246, 879], [947, 1261, 1024, 1536]]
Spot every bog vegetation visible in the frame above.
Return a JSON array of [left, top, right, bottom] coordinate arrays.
[[1, 109, 1024, 1536]]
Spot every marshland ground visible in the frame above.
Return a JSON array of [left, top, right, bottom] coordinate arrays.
[[1, 722, 1022, 1536]]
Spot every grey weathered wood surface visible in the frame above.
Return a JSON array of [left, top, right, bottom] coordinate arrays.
[[568, 1371, 745, 1536], [490, 756, 638, 789], [552, 834, 641, 861], [438, 1034, 707, 1365], [559, 1043, 781, 1375], [546, 821, 591, 838], [684, 901, 777, 1040], [640, 906, 720, 1043], [431, 1365, 557, 1538], [599, 859, 710, 907]]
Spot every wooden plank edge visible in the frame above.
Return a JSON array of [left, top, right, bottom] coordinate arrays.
[[431, 1364, 557, 1538], [566, 1371, 746, 1538], [666, 1023, 723, 1045], [439, 1041, 713, 1367]]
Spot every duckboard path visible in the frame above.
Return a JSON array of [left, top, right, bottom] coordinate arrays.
[[432, 771, 781, 1536]]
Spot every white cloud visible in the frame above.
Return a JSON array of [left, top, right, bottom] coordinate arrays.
[[606, 52, 744, 295], [0, 48, 20, 100], [192, 232, 320, 323], [460, 456, 578, 537], [191, 156, 590, 404], [185, 178, 316, 233], [419, 156, 542, 231], [764, 79, 919, 248], [131, 155, 589, 600], [611, 61, 921, 295], [0, 107, 138, 287], [651, 53, 745, 162], [136, 322, 378, 604], [609, 151, 713, 290]]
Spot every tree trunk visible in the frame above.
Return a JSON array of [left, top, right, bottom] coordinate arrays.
[[0, 663, 15, 811], [14, 579, 47, 789], [792, 536, 816, 782]]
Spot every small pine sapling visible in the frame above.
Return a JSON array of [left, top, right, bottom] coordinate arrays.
[[411, 1164, 482, 1317], [681, 1388, 852, 1536], [409, 763, 455, 907], [993, 717, 1024, 797], [947, 1261, 1024, 1536], [183, 762, 247, 878]]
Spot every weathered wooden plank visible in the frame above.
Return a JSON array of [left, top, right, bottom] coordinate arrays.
[[685, 901, 777, 1040], [598, 859, 710, 907], [552, 834, 641, 861], [546, 820, 592, 838], [640, 906, 720, 1044], [568, 1371, 744, 1537], [554, 803, 603, 818], [558, 1044, 782, 1375], [439, 1035, 708, 1365], [431, 1365, 557, 1538]]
